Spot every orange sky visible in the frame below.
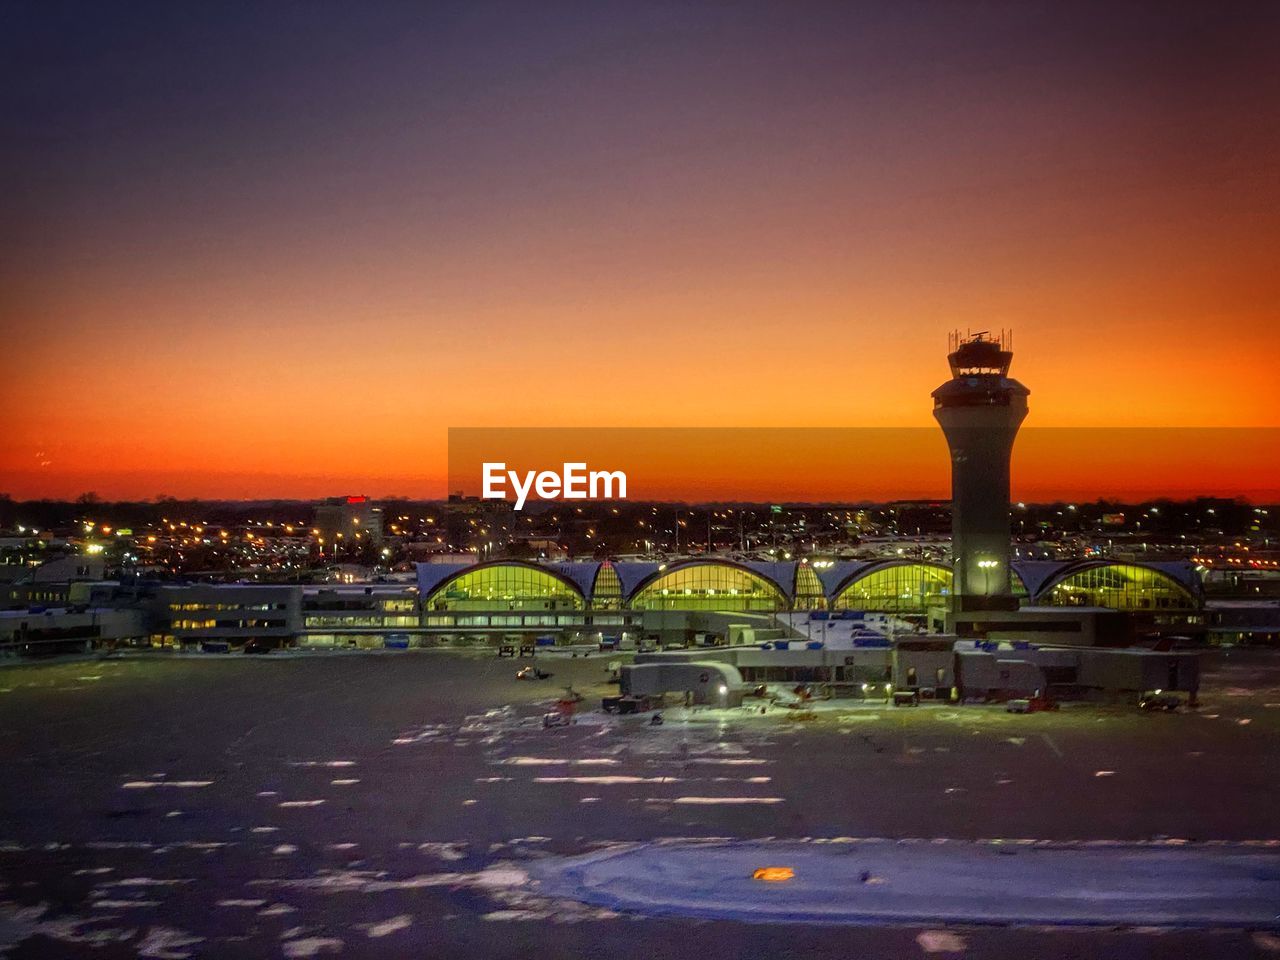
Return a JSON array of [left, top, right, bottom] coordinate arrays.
[[447, 429, 1280, 504], [2, 3, 1278, 501]]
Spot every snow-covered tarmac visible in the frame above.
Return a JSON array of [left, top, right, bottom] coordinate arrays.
[[530, 840, 1280, 927]]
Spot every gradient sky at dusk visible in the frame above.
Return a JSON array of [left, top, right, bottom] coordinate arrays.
[[3, 1, 1278, 500]]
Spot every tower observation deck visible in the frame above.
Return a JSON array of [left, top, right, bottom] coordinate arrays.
[[932, 331, 1029, 612]]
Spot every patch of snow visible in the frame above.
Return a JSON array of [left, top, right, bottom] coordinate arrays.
[[916, 929, 966, 953], [365, 914, 412, 937], [281, 937, 343, 958], [136, 926, 204, 959]]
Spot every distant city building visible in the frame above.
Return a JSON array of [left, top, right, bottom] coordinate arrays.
[[314, 496, 384, 550]]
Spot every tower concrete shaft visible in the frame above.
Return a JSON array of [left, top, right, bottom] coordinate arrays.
[[932, 332, 1029, 613]]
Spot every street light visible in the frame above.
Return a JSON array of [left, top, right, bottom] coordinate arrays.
[[977, 557, 1000, 595]]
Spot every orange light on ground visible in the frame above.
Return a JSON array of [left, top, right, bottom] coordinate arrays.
[[752, 867, 795, 882]]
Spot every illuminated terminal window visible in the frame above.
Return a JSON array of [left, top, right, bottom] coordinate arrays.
[[173, 619, 217, 630], [831, 563, 952, 613], [592, 563, 623, 610], [795, 564, 825, 609], [1011, 572, 1029, 599], [630, 562, 786, 612], [426, 564, 584, 611], [1042, 563, 1195, 610]]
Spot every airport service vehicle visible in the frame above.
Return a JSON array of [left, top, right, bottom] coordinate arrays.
[[1139, 691, 1181, 712], [1006, 696, 1059, 713], [601, 694, 660, 714]]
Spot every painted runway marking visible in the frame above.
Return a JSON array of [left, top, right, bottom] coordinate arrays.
[[533, 776, 681, 785], [289, 761, 356, 768], [501, 757, 620, 766], [92, 899, 161, 909], [685, 758, 769, 766], [1040, 734, 1063, 757]]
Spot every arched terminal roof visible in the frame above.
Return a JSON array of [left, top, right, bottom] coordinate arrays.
[[623, 558, 793, 603], [413, 557, 1202, 611], [416, 563, 473, 598], [815, 561, 876, 600], [547, 561, 602, 599], [738, 561, 798, 601], [611, 562, 661, 599], [1141, 561, 1203, 598], [416, 560, 587, 608], [1035, 560, 1200, 609], [628, 559, 789, 611], [1010, 560, 1067, 598], [828, 560, 953, 613]]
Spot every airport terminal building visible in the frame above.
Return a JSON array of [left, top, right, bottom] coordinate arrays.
[[141, 555, 1204, 651]]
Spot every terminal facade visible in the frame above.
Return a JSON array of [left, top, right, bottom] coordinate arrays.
[[142, 555, 1203, 650]]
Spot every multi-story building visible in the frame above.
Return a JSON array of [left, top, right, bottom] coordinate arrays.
[[300, 585, 420, 647], [157, 584, 299, 647], [314, 496, 384, 549]]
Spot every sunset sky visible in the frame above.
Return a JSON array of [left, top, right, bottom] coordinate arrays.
[[3, 1, 1278, 501]]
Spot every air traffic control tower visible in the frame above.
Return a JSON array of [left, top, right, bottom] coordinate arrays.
[[933, 332, 1029, 612]]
